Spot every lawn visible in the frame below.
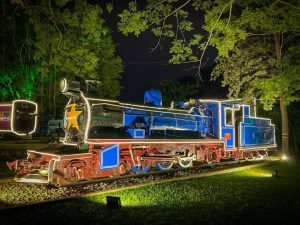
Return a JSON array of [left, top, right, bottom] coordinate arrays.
[[0, 160, 299, 225]]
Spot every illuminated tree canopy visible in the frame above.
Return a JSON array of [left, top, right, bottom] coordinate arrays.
[[0, 0, 123, 112], [118, 0, 300, 153], [29, 0, 123, 98], [160, 79, 199, 106], [0, 66, 38, 100]]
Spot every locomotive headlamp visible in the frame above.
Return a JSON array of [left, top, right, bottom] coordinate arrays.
[[60, 78, 68, 93], [60, 78, 81, 93]]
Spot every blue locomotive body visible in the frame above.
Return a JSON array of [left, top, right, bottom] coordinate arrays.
[[67, 90, 276, 151]]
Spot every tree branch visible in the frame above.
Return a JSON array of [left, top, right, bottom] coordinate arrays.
[[150, 17, 166, 52], [148, 0, 169, 10], [225, 2, 232, 29], [277, 0, 300, 10], [160, 0, 191, 22], [197, 1, 233, 80], [48, 0, 63, 51], [246, 32, 273, 36]]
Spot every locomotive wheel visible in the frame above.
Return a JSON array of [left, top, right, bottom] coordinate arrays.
[[156, 162, 174, 171], [131, 163, 152, 174], [178, 159, 193, 168]]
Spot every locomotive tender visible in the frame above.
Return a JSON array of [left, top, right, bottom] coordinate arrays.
[[7, 79, 276, 185]]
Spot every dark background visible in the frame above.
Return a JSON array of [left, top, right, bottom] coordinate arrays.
[[98, 1, 224, 104]]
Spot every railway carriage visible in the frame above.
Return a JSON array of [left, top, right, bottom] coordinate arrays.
[[7, 79, 276, 185], [0, 100, 38, 136]]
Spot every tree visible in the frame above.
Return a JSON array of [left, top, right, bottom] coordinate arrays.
[[0, 66, 39, 100], [27, 0, 123, 98], [118, 0, 300, 154], [160, 79, 199, 106], [1, 0, 123, 118]]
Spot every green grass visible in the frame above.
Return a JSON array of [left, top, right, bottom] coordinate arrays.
[[0, 162, 14, 179], [1, 161, 300, 225]]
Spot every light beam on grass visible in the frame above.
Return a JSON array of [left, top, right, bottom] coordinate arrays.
[[237, 168, 273, 178]]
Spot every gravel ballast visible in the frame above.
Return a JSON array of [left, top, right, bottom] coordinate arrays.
[[0, 160, 273, 210]]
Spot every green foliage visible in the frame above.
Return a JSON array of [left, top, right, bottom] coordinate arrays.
[[169, 40, 193, 64], [118, 2, 149, 36], [106, 2, 114, 13], [1, 0, 123, 117], [26, 0, 123, 98], [118, 0, 204, 64], [0, 66, 39, 100], [160, 79, 199, 106], [119, 0, 300, 110]]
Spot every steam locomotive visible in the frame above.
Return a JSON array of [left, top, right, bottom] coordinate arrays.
[[7, 79, 276, 185]]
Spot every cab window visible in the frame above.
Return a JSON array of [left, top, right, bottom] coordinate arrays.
[[225, 108, 233, 126]]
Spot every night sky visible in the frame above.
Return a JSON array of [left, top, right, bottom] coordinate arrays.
[[101, 1, 224, 104]]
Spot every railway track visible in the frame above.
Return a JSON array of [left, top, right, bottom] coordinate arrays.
[[0, 158, 279, 210]]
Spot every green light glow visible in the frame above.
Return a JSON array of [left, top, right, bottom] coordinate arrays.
[[0, 66, 38, 100]]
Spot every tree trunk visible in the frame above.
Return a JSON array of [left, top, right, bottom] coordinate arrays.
[[280, 97, 289, 154], [274, 33, 289, 154]]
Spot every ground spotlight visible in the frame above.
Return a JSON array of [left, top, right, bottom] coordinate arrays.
[[106, 196, 121, 209], [281, 155, 288, 161], [272, 170, 278, 177]]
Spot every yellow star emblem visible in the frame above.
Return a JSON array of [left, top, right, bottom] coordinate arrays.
[[66, 104, 82, 130]]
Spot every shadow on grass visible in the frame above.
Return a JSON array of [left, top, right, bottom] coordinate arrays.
[[0, 161, 300, 225], [0, 190, 299, 225]]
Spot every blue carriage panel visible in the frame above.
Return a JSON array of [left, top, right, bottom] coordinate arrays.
[[240, 124, 275, 147], [99, 145, 119, 170], [176, 115, 197, 131], [205, 103, 219, 137], [195, 116, 207, 124], [220, 104, 235, 148], [162, 112, 176, 118], [222, 128, 234, 148], [124, 114, 137, 126], [244, 118, 271, 127], [134, 129, 145, 138], [264, 126, 275, 145], [243, 105, 250, 117], [221, 106, 234, 127], [243, 117, 256, 125], [195, 116, 209, 134], [256, 119, 271, 126], [151, 116, 177, 129], [124, 108, 149, 116], [127, 128, 145, 138]]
